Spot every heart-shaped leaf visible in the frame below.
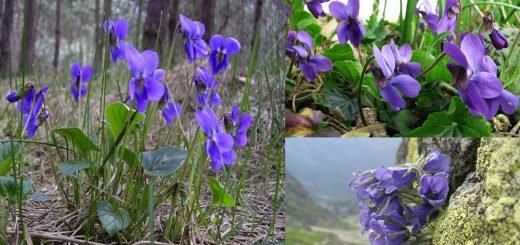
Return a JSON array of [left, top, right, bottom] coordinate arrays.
[[0, 176, 31, 197], [54, 128, 99, 158], [0, 142, 21, 176], [208, 177, 235, 207], [59, 160, 91, 176], [142, 146, 187, 177], [106, 103, 145, 139], [97, 201, 131, 237]]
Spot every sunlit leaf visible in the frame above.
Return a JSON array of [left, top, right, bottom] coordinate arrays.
[[322, 44, 355, 62], [208, 177, 235, 207], [106, 103, 145, 139], [54, 128, 99, 158]]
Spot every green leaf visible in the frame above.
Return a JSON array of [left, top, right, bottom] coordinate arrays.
[[406, 97, 491, 137], [106, 103, 145, 139], [97, 201, 131, 237], [388, 109, 418, 134], [54, 128, 99, 158], [122, 147, 139, 167], [322, 44, 355, 62], [334, 60, 362, 83], [0, 142, 21, 176], [0, 176, 31, 197], [141, 146, 187, 177], [362, 15, 386, 43], [324, 89, 358, 121], [502, 47, 520, 89], [59, 160, 91, 176], [208, 177, 235, 207]]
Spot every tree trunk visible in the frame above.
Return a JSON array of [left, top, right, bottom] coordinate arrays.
[[142, 0, 169, 52], [0, 0, 14, 74], [200, 0, 215, 40], [20, 0, 37, 74], [432, 138, 520, 244], [53, 0, 61, 69], [251, 0, 263, 48]]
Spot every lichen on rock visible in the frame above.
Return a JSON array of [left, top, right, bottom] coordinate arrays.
[[432, 138, 520, 244]]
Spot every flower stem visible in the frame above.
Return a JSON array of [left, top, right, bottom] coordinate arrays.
[[462, 2, 520, 11], [357, 56, 374, 127], [416, 52, 446, 79], [286, 56, 296, 78], [505, 29, 520, 70]]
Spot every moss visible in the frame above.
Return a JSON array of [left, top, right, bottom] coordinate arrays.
[[407, 138, 419, 163], [432, 138, 520, 244]]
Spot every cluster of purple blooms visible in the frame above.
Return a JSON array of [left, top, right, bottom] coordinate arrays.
[[179, 15, 252, 171], [286, 0, 366, 82], [291, 0, 518, 120], [350, 149, 452, 244], [5, 14, 253, 171]]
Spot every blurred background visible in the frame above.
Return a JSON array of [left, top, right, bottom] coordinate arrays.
[[286, 138, 404, 245], [0, 0, 286, 75]]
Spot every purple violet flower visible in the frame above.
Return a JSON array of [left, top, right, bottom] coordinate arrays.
[[195, 107, 236, 171], [194, 66, 221, 108], [407, 203, 434, 233], [209, 35, 241, 74], [390, 40, 422, 78], [179, 14, 209, 63], [286, 30, 313, 59], [423, 148, 452, 174], [230, 104, 252, 148], [158, 84, 182, 126], [125, 45, 165, 113], [483, 15, 509, 50], [20, 86, 49, 138], [103, 19, 129, 63], [372, 43, 421, 111], [329, 0, 366, 47], [305, 0, 329, 18], [70, 62, 92, 103], [486, 90, 519, 117], [299, 55, 333, 82], [6, 83, 35, 103], [436, 0, 461, 35], [416, 0, 439, 31], [419, 172, 449, 208], [444, 33, 504, 120]]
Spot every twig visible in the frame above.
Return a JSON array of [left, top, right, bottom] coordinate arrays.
[[6, 230, 105, 245]]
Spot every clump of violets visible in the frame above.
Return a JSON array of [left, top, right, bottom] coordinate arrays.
[[329, 0, 365, 47], [444, 33, 518, 120], [103, 19, 129, 63], [70, 62, 92, 103], [350, 149, 452, 244], [6, 83, 49, 138], [208, 35, 241, 74], [305, 0, 329, 18], [372, 42, 421, 111], [285, 30, 332, 82], [179, 14, 209, 63], [125, 45, 165, 113]]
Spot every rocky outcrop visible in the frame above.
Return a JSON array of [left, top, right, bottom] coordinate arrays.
[[432, 138, 520, 244]]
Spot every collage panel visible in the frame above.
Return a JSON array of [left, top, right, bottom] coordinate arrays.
[[286, 137, 520, 244], [285, 0, 519, 137], [0, 0, 285, 244]]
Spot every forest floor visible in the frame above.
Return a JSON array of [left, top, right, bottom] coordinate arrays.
[[0, 60, 285, 244]]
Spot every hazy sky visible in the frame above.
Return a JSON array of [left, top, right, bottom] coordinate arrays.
[[286, 138, 402, 200]]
